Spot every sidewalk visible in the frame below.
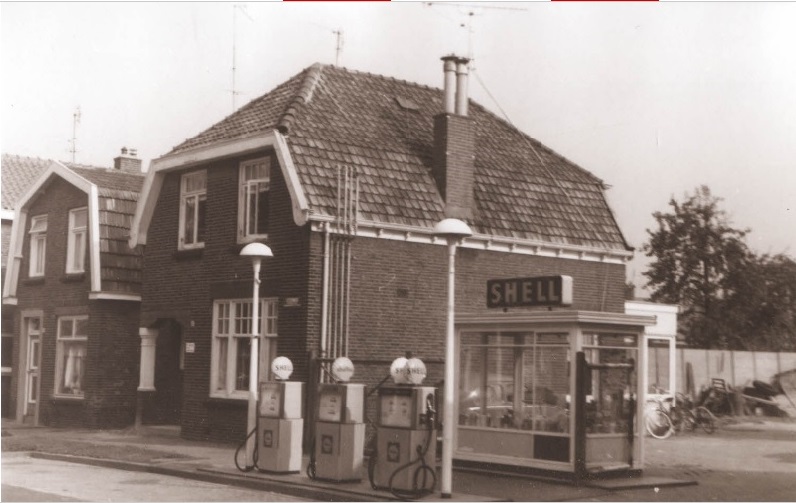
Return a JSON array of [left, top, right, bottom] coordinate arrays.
[[1, 422, 693, 502]]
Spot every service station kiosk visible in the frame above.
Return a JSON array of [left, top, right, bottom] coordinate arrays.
[[313, 357, 367, 482], [257, 357, 304, 473], [454, 276, 655, 479]]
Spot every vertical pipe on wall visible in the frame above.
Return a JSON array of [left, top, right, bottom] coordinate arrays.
[[320, 222, 331, 364]]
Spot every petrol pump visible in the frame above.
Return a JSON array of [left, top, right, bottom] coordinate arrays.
[[371, 356, 437, 498], [309, 356, 366, 482], [256, 356, 304, 473]]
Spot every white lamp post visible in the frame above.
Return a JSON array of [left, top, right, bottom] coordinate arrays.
[[433, 217, 472, 498], [240, 242, 273, 469]]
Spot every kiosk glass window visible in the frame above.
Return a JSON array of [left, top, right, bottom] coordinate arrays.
[[583, 333, 638, 434], [459, 331, 570, 434]]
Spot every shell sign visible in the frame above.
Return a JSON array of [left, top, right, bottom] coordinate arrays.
[[487, 275, 573, 309]]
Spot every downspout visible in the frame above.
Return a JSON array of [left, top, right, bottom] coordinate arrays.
[[320, 222, 331, 362]]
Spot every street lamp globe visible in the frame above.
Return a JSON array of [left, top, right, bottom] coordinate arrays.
[[433, 218, 473, 240]]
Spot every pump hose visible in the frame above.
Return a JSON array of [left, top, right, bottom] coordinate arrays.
[[387, 426, 437, 501], [306, 435, 318, 480], [234, 427, 259, 473]]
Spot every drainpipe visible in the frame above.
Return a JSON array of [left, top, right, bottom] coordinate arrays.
[[320, 222, 331, 363]]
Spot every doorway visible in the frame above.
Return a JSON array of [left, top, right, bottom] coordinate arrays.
[[143, 320, 183, 425], [22, 317, 42, 424]]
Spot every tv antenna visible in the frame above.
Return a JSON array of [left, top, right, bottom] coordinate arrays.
[[69, 106, 81, 163], [424, 2, 526, 64], [333, 28, 344, 66], [231, 3, 254, 112]]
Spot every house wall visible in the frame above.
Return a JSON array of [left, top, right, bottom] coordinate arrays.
[[140, 149, 311, 442], [12, 177, 140, 428]]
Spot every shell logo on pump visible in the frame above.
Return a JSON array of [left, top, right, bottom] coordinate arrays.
[[390, 357, 409, 384], [332, 357, 355, 382], [271, 356, 294, 380], [406, 358, 427, 385]]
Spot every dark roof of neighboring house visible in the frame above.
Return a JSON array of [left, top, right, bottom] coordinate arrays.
[[169, 63, 631, 252], [2, 154, 51, 212]]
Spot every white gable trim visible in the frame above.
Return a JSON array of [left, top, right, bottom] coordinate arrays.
[[1, 162, 104, 299], [130, 133, 282, 246], [309, 218, 633, 264], [273, 129, 309, 226]]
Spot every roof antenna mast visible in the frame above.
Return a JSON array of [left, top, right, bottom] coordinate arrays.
[[333, 28, 344, 66], [69, 106, 81, 164], [231, 3, 253, 112]]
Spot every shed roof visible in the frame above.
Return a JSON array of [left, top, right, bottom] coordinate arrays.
[[168, 63, 631, 252]]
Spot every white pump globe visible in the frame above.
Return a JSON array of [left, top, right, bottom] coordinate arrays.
[[331, 357, 355, 382], [390, 357, 409, 384], [406, 357, 427, 385], [271, 356, 294, 380]]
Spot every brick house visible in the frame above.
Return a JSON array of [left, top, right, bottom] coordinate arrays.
[[130, 57, 634, 443], [2, 154, 52, 418], [2, 151, 144, 427]]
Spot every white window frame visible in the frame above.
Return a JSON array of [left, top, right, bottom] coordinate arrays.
[[28, 215, 47, 277], [210, 298, 278, 399], [237, 157, 271, 243], [66, 207, 88, 274], [178, 170, 207, 250], [54, 315, 88, 398]]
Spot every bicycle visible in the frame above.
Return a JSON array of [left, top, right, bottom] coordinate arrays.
[[645, 397, 675, 439]]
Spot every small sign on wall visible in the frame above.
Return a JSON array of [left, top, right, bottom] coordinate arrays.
[[185, 342, 196, 353], [284, 297, 301, 308]]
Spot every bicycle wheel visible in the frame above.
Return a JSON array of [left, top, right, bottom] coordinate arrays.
[[646, 409, 674, 439], [680, 408, 697, 432], [695, 406, 716, 434]]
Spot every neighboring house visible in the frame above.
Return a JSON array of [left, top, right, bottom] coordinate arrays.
[[2, 149, 144, 427], [130, 57, 634, 443], [2, 154, 51, 418]]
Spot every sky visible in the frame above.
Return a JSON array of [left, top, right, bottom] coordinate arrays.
[[2, 2, 795, 294]]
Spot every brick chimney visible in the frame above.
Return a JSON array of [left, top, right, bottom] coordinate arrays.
[[113, 147, 142, 174], [432, 56, 475, 220]]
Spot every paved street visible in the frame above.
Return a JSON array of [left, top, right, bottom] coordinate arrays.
[[1, 419, 795, 501], [1, 453, 308, 502]]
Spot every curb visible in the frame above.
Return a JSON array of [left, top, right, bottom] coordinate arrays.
[[29, 452, 388, 502]]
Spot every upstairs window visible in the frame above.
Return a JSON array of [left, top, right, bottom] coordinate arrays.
[[179, 171, 207, 249], [238, 158, 270, 242], [66, 207, 87, 273], [28, 215, 47, 277], [55, 316, 88, 397]]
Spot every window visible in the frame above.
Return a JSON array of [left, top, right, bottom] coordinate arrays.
[[238, 158, 270, 242], [28, 215, 47, 277], [179, 171, 207, 249], [55, 316, 88, 397], [66, 208, 87, 273], [211, 298, 278, 399], [458, 331, 570, 434]]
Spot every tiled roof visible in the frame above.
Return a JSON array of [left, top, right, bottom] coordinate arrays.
[[1, 154, 51, 212], [170, 64, 631, 252], [69, 167, 144, 295]]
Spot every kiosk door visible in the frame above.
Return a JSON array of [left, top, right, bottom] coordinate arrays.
[[575, 339, 638, 478]]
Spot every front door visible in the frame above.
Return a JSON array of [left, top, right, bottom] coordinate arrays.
[[575, 335, 640, 477], [23, 318, 42, 422]]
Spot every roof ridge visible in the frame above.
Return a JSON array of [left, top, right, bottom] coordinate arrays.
[[277, 63, 325, 135]]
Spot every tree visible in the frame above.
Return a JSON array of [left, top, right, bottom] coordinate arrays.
[[642, 186, 750, 348], [722, 253, 796, 351]]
